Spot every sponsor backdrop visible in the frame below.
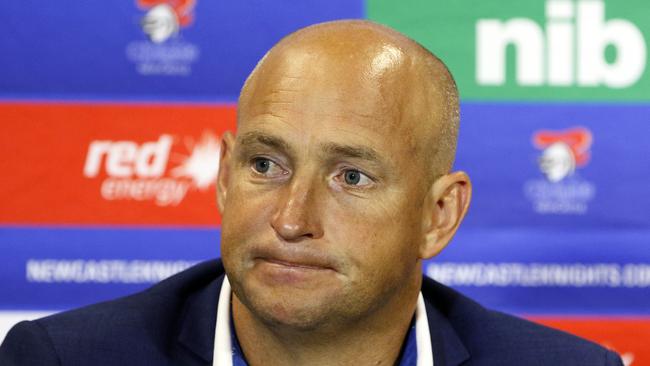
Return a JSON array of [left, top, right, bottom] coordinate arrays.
[[0, 0, 648, 364]]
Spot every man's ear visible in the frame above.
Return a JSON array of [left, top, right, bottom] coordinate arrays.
[[420, 171, 472, 259], [216, 131, 235, 214]]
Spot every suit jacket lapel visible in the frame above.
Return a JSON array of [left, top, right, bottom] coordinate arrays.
[[424, 289, 471, 366], [177, 273, 225, 364]]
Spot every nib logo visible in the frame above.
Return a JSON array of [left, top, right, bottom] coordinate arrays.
[[533, 127, 592, 182], [83, 132, 220, 206], [476, 0, 647, 88], [138, 0, 196, 43]]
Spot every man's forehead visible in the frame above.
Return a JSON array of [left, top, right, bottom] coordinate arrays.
[[238, 105, 420, 167], [254, 42, 406, 88], [237, 129, 383, 163], [239, 45, 415, 133], [237, 112, 396, 155]]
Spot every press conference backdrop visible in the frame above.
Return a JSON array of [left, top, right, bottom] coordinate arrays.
[[0, 0, 648, 364]]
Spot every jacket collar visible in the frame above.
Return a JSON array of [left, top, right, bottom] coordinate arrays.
[[424, 297, 471, 366], [177, 271, 225, 363]]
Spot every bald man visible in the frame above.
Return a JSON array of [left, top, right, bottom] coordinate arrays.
[[0, 20, 623, 366]]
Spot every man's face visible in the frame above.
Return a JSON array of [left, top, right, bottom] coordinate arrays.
[[219, 45, 431, 330]]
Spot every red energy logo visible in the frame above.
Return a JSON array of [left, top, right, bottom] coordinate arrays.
[[83, 133, 220, 207]]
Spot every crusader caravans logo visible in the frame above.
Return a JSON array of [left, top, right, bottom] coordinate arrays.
[[138, 0, 196, 44], [126, 0, 199, 75], [524, 127, 595, 214], [83, 132, 220, 206]]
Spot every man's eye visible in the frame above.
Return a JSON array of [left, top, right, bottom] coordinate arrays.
[[251, 157, 285, 177], [253, 158, 271, 173], [342, 169, 372, 186]]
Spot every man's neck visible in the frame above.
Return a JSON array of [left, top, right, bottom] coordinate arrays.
[[231, 289, 419, 366]]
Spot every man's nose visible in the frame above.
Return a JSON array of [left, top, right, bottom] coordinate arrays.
[[270, 177, 324, 242]]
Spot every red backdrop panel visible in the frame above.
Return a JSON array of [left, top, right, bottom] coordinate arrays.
[[0, 102, 236, 226], [532, 317, 650, 366]]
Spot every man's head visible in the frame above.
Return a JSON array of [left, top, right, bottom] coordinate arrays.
[[217, 20, 471, 333]]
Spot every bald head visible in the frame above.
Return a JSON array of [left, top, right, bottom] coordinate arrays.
[[238, 20, 459, 177]]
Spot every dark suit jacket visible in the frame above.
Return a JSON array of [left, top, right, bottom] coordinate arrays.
[[0, 259, 623, 366]]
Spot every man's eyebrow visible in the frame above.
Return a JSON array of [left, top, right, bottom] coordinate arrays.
[[321, 142, 382, 164], [236, 132, 383, 165], [237, 132, 293, 154]]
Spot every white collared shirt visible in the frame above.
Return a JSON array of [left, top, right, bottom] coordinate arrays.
[[213, 276, 433, 366]]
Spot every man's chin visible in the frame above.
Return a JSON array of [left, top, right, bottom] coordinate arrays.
[[235, 279, 347, 332], [247, 296, 339, 332]]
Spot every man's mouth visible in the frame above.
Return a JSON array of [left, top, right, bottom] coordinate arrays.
[[252, 255, 337, 286], [259, 257, 333, 271], [250, 246, 339, 274]]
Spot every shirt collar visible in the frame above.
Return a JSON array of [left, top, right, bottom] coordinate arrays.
[[213, 276, 433, 366]]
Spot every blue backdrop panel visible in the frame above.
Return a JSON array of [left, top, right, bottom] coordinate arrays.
[[429, 227, 650, 315], [0, 227, 219, 310], [2, 225, 648, 315], [455, 103, 650, 230], [0, 0, 364, 101]]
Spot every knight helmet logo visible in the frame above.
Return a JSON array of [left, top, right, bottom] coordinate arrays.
[[138, 0, 196, 43], [533, 127, 592, 182]]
